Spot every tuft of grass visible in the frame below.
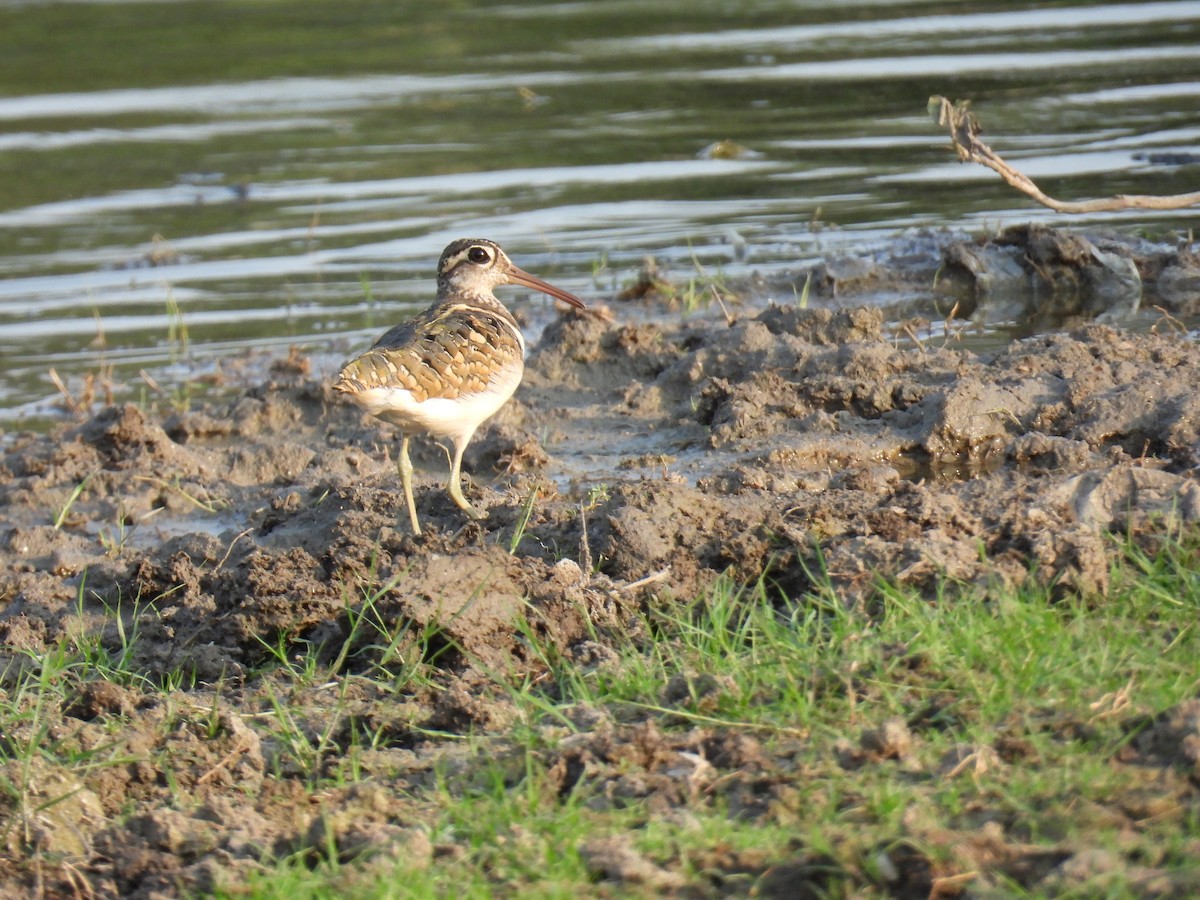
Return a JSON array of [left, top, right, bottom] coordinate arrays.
[[164, 287, 189, 362], [0, 593, 157, 858], [96, 502, 133, 557], [358, 272, 378, 330], [642, 247, 737, 316], [508, 485, 540, 555], [795, 269, 812, 309], [589, 251, 611, 291], [52, 471, 94, 530]]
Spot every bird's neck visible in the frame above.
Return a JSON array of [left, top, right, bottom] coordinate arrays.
[[433, 289, 509, 316], [431, 289, 524, 356]]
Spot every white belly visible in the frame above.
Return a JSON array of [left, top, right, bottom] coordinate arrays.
[[350, 366, 522, 445]]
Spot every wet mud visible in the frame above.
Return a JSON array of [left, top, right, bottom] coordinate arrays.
[[2, 226, 1199, 896]]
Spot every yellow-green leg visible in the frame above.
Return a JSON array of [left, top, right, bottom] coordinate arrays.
[[397, 436, 421, 535], [447, 437, 484, 520]]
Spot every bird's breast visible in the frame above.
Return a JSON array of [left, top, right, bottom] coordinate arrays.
[[343, 360, 523, 442]]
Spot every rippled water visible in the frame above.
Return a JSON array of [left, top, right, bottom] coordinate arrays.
[[1, 1, 1198, 421]]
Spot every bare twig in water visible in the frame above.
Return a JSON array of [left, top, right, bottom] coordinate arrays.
[[48, 368, 83, 415], [139, 369, 164, 394], [929, 96, 1200, 213]]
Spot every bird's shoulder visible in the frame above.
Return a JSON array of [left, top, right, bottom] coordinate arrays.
[[336, 299, 522, 400], [372, 300, 518, 354]]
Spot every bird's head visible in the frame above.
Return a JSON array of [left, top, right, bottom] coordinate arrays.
[[436, 238, 586, 309]]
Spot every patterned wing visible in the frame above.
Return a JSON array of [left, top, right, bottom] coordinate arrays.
[[336, 304, 522, 402]]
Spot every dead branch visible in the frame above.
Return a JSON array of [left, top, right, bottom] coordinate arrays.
[[929, 95, 1200, 214]]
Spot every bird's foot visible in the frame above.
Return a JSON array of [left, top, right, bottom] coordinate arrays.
[[448, 478, 487, 521]]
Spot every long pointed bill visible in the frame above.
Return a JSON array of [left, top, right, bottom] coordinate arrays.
[[507, 266, 587, 309]]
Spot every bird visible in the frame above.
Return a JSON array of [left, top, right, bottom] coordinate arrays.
[[333, 238, 588, 535]]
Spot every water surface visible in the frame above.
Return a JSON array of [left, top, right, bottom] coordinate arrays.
[[1, 0, 1197, 420]]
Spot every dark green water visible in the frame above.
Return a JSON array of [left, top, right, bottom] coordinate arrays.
[[1, 0, 1198, 419]]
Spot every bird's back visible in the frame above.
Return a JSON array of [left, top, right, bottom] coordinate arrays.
[[333, 296, 526, 442]]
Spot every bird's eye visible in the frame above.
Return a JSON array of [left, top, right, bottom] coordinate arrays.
[[467, 246, 492, 264]]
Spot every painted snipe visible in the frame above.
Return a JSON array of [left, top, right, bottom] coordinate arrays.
[[333, 238, 588, 534]]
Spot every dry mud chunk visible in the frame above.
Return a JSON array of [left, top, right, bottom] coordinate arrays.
[[1038, 848, 1197, 898], [1017, 326, 1200, 457], [1068, 380, 1199, 459], [123, 808, 221, 858], [1156, 261, 1200, 315], [0, 760, 107, 859], [423, 681, 518, 734], [194, 795, 274, 858], [114, 543, 336, 677], [79, 403, 207, 476], [556, 722, 785, 828], [464, 421, 549, 474], [226, 441, 316, 485], [662, 672, 735, 715], [0, 611, 50, 658], [943, 225, 1142, 321], [798, 341, 925, 411], [1008, 433, 1092, 473], [226, 384, 324, 438], [98, 707, 267, 802], [579, 834, 686, 890], [214, 546, 338, 637], [921, 377, 1034, 460], [1125, 699, 1200, 777], [756, 305, 884, 344], [651, 316, 809, 413], [1040, 467, 1200, 531], [597, 481, 777, 595], [3, 524, 87, 571], [378, 546, 601, 672], [163, 408, 234, 442], [1029, 524, 1111, 596], [1163, 398, 1200, 467], [391, 549, 534, 669], [700, 370, 809, 443], [64, 680, 139, 720], [301, 799, 432, 868], [528, 313, 657, 394], [837, 717, 916, 770], [254, 484, 400, 561]]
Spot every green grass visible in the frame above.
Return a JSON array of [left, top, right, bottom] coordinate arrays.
[[5, 531, 1200, 896], [164, 283, 190, 361], [204, 531, 1200, 897], [51, 471, 95, 530]]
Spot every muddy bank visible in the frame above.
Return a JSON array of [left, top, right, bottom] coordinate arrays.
[[2, 226, 1199, 895], [7, 307, 1199, 664]]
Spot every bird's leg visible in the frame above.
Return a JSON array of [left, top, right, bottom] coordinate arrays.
[[447, 435, 485, 520], [397, 436, 421, 535]]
